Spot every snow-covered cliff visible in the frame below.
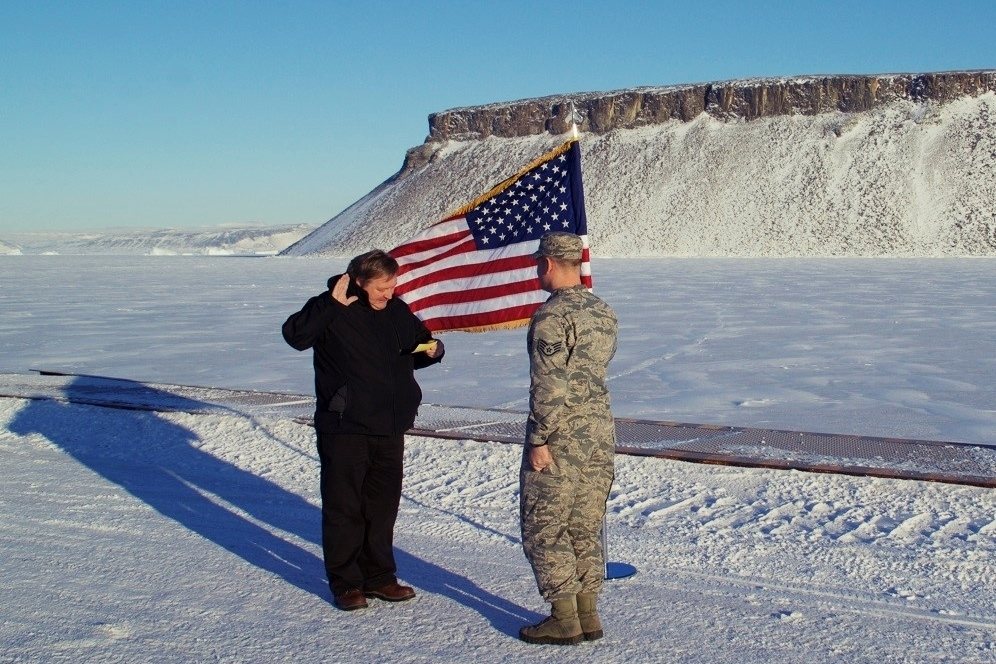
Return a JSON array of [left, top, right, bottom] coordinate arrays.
[[284, 71, 996, 257]]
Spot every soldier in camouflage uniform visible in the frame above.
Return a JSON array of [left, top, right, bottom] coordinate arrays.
[[518, 232, 618, 646]]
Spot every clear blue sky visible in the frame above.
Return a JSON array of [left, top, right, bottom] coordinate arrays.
[[1, 0, 993, 232]]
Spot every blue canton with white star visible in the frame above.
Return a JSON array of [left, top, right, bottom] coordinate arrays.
[[465, 149, 586, 249]]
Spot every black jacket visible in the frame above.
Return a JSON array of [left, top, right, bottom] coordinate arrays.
[[282, 274, 443, 435]]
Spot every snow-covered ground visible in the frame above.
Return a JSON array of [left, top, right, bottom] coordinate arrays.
[[1, 256, 994, 663]]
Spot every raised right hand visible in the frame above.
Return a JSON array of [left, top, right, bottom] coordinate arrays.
[[331, 274, 359, 306]]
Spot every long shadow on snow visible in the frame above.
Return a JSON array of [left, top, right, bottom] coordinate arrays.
[[393, 548, 542, 638], [8, 376, 540, 633], [8, 376, 328, 599]]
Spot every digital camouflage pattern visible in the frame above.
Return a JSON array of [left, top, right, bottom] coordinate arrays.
[[532, 231, 583, 261], [520, 284, 618, 601]]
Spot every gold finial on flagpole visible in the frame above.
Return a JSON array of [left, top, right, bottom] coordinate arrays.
[[569, 100, 580, 139]]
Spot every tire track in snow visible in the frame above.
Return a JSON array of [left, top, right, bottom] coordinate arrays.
[[493, 314, 727, 409]]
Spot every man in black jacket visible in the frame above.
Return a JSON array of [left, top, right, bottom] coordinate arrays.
[[282, 249, 444, 611]]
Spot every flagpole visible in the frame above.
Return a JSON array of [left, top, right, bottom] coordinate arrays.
[[568, 99, 635, 582], [564, 101, 634, 579]]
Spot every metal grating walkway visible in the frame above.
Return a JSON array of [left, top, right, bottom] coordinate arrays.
[[3, 371, 994, 488]]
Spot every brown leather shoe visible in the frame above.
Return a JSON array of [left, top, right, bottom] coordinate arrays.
[[364, 582, 415, 602], [334, 589, 368, 611]]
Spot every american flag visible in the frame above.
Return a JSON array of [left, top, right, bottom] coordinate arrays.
[[390, 139, 591, 333]]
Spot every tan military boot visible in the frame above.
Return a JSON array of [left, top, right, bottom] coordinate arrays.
[[576, 592, 603, 641], [518, 597, 583, 645]]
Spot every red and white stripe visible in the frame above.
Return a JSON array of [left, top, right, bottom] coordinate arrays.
[[391, 217, 591, 333]]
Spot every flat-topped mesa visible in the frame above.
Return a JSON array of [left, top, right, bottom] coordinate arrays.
[[285, 68, 996, 258], [401, 71, 996, 175], [420, 70, 996, 143]]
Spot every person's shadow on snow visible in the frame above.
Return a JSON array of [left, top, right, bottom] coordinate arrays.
[[393, 548, 543, 637], [10, 375, 541, 633], [8, 375, 328, 600]]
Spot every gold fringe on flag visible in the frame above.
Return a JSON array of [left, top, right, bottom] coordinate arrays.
[[443, 139, 577, 221], [453, 318, 532, 334]]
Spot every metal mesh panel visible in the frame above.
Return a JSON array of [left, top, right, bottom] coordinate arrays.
[[412, 405, 996, 488], [411, 404, 526, 442], [5, 372, 994, 488]]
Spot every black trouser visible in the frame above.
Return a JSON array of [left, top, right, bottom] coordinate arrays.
[[316, 431, 405, 596]]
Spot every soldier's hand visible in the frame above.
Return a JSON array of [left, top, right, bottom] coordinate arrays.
[[331, 274, 358, 306], [528, 444, 553, 472]]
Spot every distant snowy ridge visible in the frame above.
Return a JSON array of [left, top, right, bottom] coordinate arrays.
[[0, 224, 315, 256], [283, 71, 996, 257]]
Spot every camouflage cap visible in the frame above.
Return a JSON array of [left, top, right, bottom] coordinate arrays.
[[532, 232, 583, 261]]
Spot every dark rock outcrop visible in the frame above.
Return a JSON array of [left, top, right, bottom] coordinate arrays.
[[404, 71, 996, 173]]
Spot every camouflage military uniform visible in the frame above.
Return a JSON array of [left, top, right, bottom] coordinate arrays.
[[520, 283, 618, 602]]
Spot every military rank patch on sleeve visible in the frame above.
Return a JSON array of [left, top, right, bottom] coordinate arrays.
[[537, 339, 564, 356]]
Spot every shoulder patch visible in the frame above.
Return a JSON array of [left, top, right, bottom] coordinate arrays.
[[536, 339, 564, 356]]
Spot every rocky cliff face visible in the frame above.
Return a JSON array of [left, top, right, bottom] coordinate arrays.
[[403, 71, 996, 172], [284, 70, 996, 258]]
